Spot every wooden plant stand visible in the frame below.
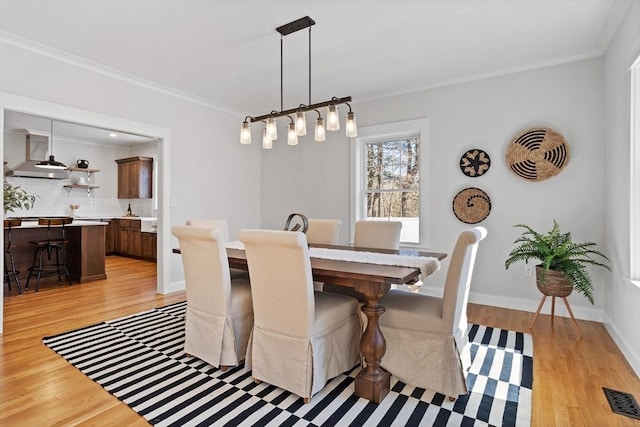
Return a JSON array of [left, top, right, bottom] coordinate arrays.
[[530, 266, 583, 338], [530, 294, 582, 338]]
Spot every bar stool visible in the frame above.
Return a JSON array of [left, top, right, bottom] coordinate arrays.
[[26, 217, 73, 292], [4, 218, 23, 295]]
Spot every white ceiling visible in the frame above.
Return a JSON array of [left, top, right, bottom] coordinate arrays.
[[0, 0, 631, 142]]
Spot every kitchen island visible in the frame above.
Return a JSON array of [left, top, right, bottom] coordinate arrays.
[[5, 219, 107, 285]]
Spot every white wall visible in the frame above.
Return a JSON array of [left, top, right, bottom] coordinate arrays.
[[262, 57, 608, 322], [603, 0, 640, 376], [0, 35, 262, 329]]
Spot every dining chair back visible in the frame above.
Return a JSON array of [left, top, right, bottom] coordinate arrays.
[[306, 219, 342, 245], [171, 225, 253, 369], [444, 227, 487, 351], [354, 220, 402, 250], [186, 218, 249, 279], [378, 226, 487, 398], [186, 218, 231, 242], [239, 229, 361, 402]]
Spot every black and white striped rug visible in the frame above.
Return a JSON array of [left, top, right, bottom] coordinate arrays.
[[43, 302, 533, 426]]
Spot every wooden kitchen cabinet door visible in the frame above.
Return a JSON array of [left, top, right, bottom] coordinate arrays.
[[115, 218, 142, 257], [141, 232, 157, 260], [104, 219, 116, 254], [116, 156, 153, 199]]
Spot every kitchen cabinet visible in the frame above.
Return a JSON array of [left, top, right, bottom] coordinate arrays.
[[141, 232, 157, 260], [103, 219, 116, 254], [116, 218, 141, 257], [116, 156, 153, 199]]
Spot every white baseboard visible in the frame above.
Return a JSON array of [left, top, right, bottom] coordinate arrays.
[[417, 286, 604, 322], [602, 313, 640, 378], [163, 280, 185, 295]]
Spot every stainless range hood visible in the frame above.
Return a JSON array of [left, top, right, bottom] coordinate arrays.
[[6, 132, 68, 179]]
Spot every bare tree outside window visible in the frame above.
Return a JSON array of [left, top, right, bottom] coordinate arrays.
[[365, 137, 420, 242]]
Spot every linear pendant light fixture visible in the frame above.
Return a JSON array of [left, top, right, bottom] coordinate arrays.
[[240, 16, 357, 148], [36, 119, 67, 169]]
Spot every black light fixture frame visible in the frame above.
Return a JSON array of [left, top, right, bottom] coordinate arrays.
[[246, 16, 352, 124], [36, 119, 67, 169]]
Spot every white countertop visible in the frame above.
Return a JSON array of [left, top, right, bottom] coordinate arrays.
[[6, 216, 157, 231], [11, 221, 106, 228], [73, 216, 157, 221]]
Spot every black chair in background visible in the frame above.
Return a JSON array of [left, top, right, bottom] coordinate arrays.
[[4, 218, 23, 295], [26, 217, 73, 292]]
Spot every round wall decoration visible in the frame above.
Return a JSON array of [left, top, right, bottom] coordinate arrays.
[[506, 127, 570, 181], [460, 148, 491, 177], [452, 187, 492, 224]]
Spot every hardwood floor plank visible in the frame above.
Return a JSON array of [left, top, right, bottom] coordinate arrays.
[[1, 256, 639, 426], [467, 304, 640, 426]]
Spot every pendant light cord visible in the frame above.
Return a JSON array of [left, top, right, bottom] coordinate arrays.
[[280, 23, 312, 110], [308, 25, 312, 105], [280, 34, 284, 112], [50, 119, 54, 156]]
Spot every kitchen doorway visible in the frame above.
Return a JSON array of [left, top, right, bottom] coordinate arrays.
[[0, 91, 172, 334]]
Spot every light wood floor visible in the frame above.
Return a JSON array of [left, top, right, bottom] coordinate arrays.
[[1, 256, 639, 426]]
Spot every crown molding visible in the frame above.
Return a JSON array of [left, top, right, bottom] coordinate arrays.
[[0, 30, 245, 117]]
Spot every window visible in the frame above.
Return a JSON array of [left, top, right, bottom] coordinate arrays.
[[351, 118, 428, 245], [364, 137, 420, 243]]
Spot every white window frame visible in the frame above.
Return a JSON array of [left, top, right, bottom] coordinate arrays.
[[630, 54, 640, 286], [350, 118, 429, 246]]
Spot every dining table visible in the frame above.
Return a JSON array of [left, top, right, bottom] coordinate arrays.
[[173, 243, 447, 403]]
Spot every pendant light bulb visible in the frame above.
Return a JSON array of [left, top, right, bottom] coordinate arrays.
[[326, 104, 340, 131], [315, 117, 326, 142], [345, 111, 358, 137], [288, 122, 298, 145], [266, 117, 277, 140], [262, 128, 273, 149], [295, 111, 307, 136], [240, 120, 252, 144]]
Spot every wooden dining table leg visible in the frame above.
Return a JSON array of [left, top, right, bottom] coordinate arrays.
[[353, 280, 391, 403]]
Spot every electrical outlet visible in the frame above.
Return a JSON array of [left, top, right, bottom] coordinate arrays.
[[524, 265, 533, 276]]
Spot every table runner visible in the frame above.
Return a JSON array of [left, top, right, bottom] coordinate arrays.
[[226, 241, 441, 279]]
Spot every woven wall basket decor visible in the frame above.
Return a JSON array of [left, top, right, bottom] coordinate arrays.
[[460, 148, 491, 177], [506, 127, 570, 181], [452, 187, 492, 224]]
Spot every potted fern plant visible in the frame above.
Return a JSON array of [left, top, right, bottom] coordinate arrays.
[[3, 181, 36, 215], [504, 220, 610, 304]]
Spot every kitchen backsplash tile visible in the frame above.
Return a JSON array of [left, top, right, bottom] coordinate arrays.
[[5, 176, 155, 218]]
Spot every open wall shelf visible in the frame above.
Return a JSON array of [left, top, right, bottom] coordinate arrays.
[[63, 184, 99, 194], [65, 167, 100, 178]]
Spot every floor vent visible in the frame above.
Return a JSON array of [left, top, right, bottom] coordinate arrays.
[[603, 387, 640, 420]]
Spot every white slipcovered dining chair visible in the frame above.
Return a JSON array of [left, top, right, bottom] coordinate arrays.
[[377, 226, 487, 399], [171, 226, 254, 370], [306, 219, 342, 291], [354, 220, 403, 250], [186, 218, 249, 280], [324, 220, 403, 298], [238, 229, 361, 403], [186, 218, 231, 241], [306, 219, 342, 245]]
